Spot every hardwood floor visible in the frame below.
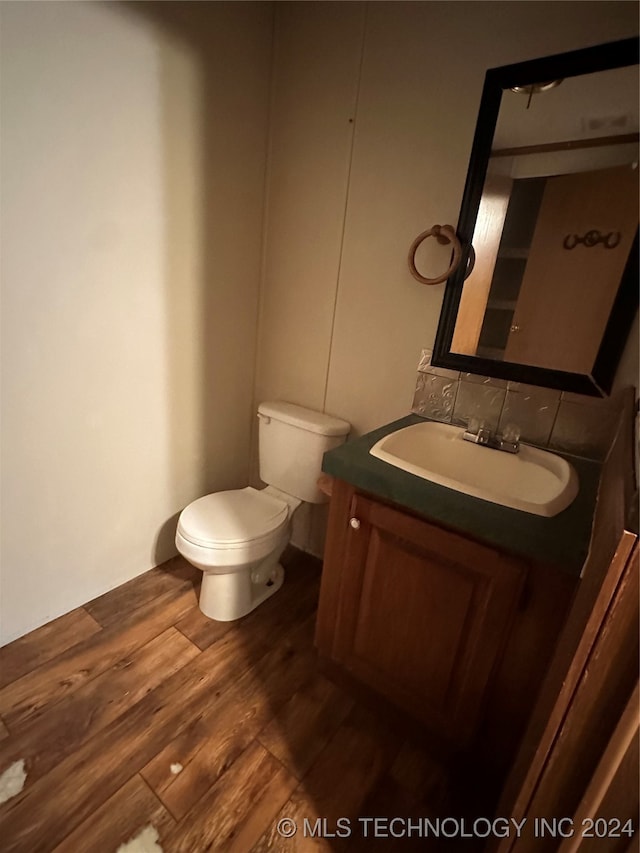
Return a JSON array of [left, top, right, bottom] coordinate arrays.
[[0, 549, 480, 852]]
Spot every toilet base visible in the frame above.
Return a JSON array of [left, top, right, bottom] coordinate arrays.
[[198, 560, 285, 621]]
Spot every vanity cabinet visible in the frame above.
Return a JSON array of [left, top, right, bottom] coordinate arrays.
[[316, 481, 533, 745]]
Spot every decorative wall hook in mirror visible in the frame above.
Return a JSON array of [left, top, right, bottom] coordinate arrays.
[[432, 37, 639, 397], [562, 230, 622, 250]]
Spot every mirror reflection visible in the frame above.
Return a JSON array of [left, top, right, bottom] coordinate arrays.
[[451, 64, 639, 374]]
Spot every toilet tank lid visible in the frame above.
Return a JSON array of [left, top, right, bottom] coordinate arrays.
[[258, 401, 350, 436]]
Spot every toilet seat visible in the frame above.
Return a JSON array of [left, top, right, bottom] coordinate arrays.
[[177, 486, 289, 550]]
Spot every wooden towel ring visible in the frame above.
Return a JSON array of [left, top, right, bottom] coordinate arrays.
[[408, 224, 469, 285]]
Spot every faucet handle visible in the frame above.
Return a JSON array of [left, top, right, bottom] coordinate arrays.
[[502, 422, 521, 443], [467, 416, 483, 435]]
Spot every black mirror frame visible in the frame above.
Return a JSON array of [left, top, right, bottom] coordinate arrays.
[[432, 37, 639, 397]]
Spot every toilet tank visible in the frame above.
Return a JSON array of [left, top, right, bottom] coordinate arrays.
[[258, 401, 350, 504]]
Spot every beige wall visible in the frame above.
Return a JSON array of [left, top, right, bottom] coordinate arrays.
[[256, 1, 638, 441], [0, 2, 272, 644]]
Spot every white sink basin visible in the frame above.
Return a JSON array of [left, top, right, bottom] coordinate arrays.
[[370, 421, 578, 517]]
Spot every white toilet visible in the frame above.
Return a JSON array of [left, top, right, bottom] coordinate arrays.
[[175, 401, 350, 621]]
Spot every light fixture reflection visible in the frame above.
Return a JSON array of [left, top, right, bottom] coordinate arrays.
[[510, 79, 563, 109]]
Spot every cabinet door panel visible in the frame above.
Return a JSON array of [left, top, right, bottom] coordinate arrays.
[[334, 494, 525, 742], [353, 526, 474, 708]]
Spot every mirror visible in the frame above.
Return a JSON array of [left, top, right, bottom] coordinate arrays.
[[433, 38, 639, 396]]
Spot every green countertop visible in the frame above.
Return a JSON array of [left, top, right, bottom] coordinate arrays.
[[322, 414, 601, 577]]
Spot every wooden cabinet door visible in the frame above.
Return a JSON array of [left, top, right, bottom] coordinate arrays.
[[331, 494, 525, 743]]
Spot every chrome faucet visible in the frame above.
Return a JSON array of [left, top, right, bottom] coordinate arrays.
[[462, 419, 520, 454]]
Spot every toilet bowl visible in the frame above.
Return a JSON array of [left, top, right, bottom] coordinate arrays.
[[175, 401, 350, 621], [176, 486, 299, 621]]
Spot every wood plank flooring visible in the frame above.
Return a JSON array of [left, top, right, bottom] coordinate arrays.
[[0, 549, 480, 852]]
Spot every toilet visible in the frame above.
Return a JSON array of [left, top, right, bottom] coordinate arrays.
[[175, 401, 350, 621]]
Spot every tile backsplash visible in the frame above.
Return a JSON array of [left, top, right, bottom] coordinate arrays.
[[412, 349, 623, 460]]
